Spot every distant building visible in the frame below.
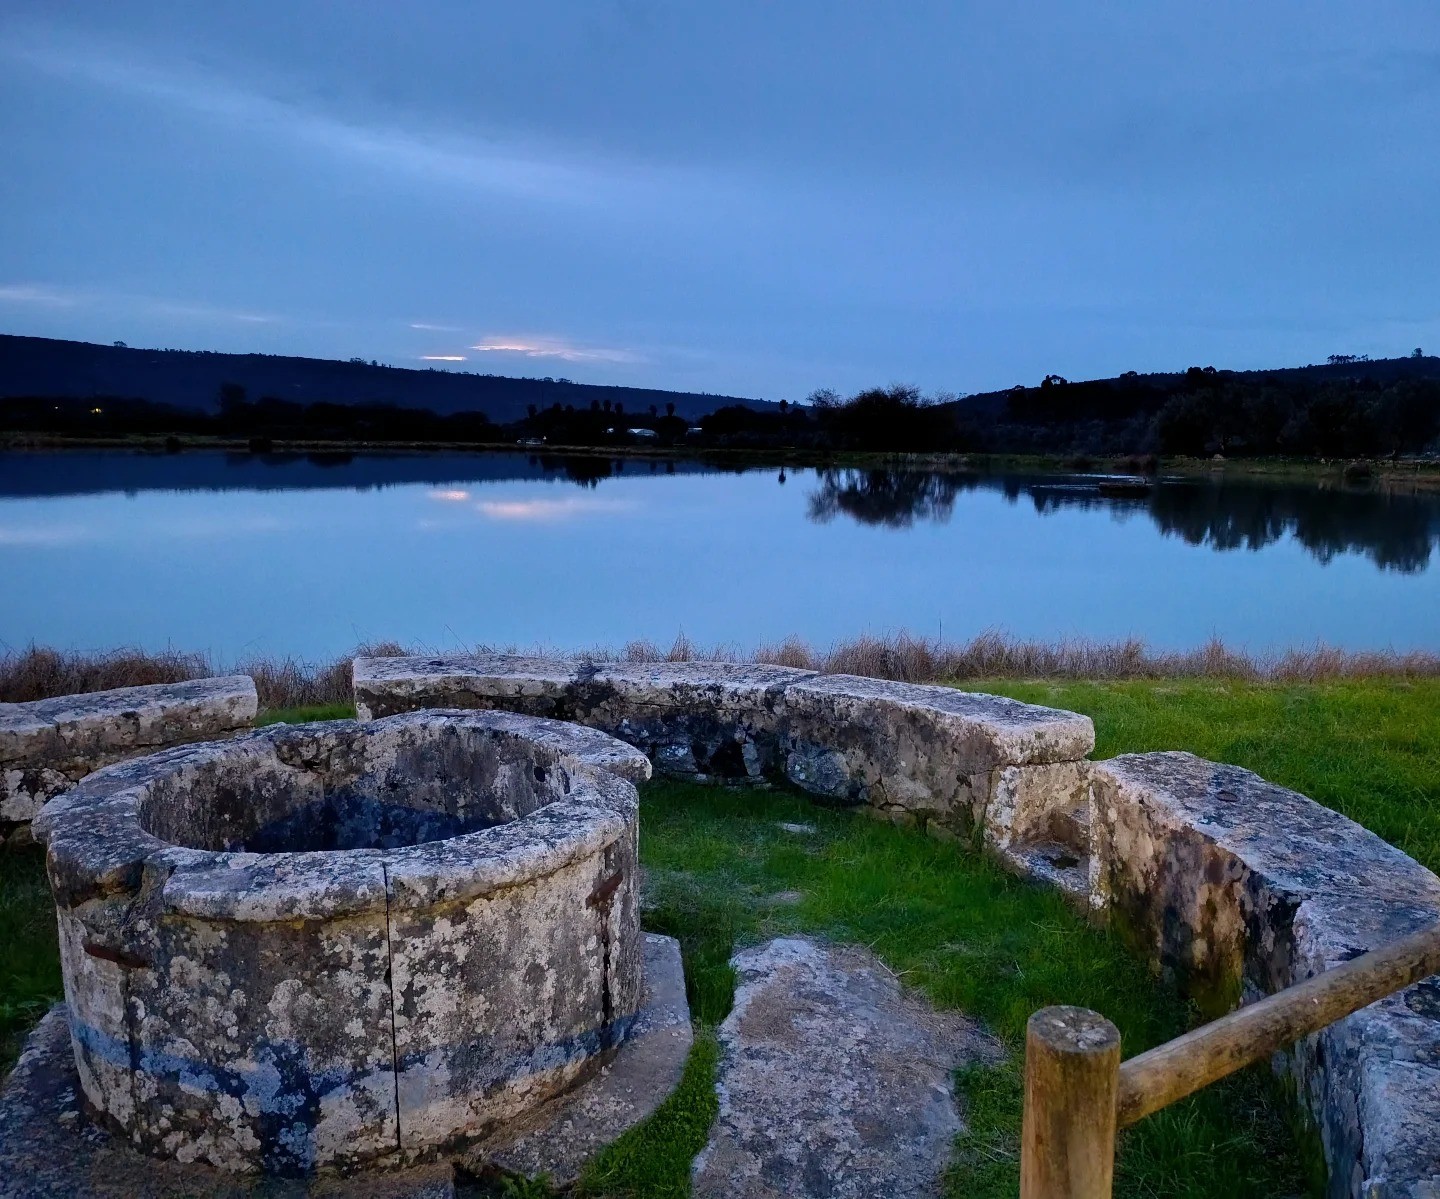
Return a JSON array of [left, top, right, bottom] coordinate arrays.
[[627, 427, 658, 439]]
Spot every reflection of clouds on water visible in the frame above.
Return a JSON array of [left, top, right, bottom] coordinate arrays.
[[0, 524, 91, 547], [0, 513, 291, 546], [475, 497, 638, 522], [807, 469, 1440, 574]]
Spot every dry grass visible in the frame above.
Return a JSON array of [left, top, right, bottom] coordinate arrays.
[[3, 632, 1438, 709], [0, 642, 405, 709]]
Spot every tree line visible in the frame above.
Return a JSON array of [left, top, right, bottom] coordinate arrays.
[[5, 356, 1439, 460]]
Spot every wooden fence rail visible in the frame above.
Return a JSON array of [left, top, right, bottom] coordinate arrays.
[[1019, 921, 1440, 1199]]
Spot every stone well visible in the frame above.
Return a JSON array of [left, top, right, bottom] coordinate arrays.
[[31, 710, 650, 1177]]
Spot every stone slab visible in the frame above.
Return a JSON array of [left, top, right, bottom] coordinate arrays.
[[691, 936, 1000, 1199], [351, 655, 1097, 842]]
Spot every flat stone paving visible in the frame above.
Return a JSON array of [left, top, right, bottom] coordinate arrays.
[[692, 936, 1001, 1199]]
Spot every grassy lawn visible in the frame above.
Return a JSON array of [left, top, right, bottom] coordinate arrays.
[[7, 678, 1438, 1195], [595, 778, 1316, 1199]]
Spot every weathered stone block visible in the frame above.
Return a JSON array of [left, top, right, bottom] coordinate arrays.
[[0, 676, 258, 830], [778, 674, 1094, 835], [353, 656, 1097, 842], [354, 655, 813, 783], [0, 933, 692, 1197], [1091, 751, 1440, 1196]]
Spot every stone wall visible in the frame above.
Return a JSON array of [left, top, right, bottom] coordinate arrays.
[[1, 676, 258, 844], [355, 654, 1440, 1197], [1092, 753, 1440, 1197], [353, 654, 1096, 889]]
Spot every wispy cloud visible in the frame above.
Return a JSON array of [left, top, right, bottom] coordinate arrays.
[[471, 337, 641, 365], [410, 322, 463, 333], [3, 27, 685, 209], [0, 281, 280, 326], [0, 283, 80, 307], [420, 354, 466, 362]]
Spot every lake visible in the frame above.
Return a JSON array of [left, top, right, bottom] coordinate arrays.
[[1, 449, 1437, 662]]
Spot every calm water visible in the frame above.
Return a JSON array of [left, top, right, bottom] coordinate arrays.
[[1, 450, 1437, 661]]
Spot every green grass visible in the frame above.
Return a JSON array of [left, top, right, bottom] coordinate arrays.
[[625, 778, 1318, 1199], [9, 681, 1438, 1193], [255, 701, 357, 726], [0, 847, 60, 1071]]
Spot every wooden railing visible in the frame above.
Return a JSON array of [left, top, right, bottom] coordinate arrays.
[[1019, 922, 1440, 1198]]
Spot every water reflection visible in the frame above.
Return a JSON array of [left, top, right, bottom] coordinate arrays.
[[2, 450, 1436, 657], [807, 469, 978, 527], [805, 468, 1440, 573], [2, 450, 1438, 575]]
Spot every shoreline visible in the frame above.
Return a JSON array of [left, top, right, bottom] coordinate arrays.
[[5, 632, 1440, 710], [4, 434, 1439, 487]]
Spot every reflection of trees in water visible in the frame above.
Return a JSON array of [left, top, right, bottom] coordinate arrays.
[[531, 454, 616, 488], [1146, 481, 1440, 573], [806, 468, 1440, 573], [806, 469, 981, 527]]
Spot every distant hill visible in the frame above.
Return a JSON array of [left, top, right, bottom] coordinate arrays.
[[948, 354, 1440, 416], [0, 334, 771, 423], [933, 354, 1440, 458]]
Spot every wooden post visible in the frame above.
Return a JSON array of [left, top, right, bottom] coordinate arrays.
[[1021, 1005, 1122, 1199]]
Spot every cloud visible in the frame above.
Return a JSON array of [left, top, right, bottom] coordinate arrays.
[[471, 337, 641, 365], [3, 27, 691, 209], [0, 281, 281, 326], [0, 283, 80, 306], [410, 322, 463, 332], [420, 354, 466, 361]]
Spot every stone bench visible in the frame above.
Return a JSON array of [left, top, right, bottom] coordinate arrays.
[[352, 654, 1096, 888], [1, 676, 258, 843], [1092, 752, 1440, 1196]]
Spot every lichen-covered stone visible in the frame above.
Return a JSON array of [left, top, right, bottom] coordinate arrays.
[[0, 935, 692, 1196], [778, 675, 1093, 835], [473, 933, 693, 1184], [351, 655, 1095, 851], [0, 1007, 457, 1197], [31, 710, 645, 1175], [1091, 751, 1440, 1197], [692, 936, 1001, 1198], [1, 676, 257, 830], [355, 655, 811, 784]]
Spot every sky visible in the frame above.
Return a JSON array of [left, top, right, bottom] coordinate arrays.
[[1, 2, 1438, 401]]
